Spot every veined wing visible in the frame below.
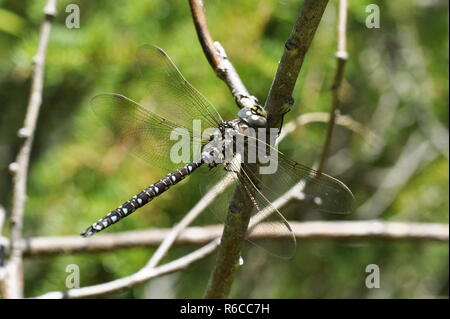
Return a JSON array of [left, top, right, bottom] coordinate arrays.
[[237, 162, 297, 259], [240, 134, 355, 215], [202, 159, 297, 259], [91, 46, 226, 171], [234, 141, 353, 258], [91, 93, 202, 171], [136, 45, 224, 130], [198, 131, 354, 258]]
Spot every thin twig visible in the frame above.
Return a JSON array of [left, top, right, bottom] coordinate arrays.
[[264, 0, 330, 129], [3, 221, 445, 256], [278, 111, 378, 145], [188, 0, 258, 109], [0, 205, 6, 293], [318, 0, 348, 172], [34, 239, 220, 299], [417, 112, 449, 160], [188, 0, 264, 299], [0, 205, 5, 240], [4, 0, 57, 299], [358, 133, 437, 219], [252, 221, 449, 242], [205, 0, 330, 299], [145, 173, 234, 268]]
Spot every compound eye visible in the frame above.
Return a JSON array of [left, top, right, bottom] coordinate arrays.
[[237, 107, 267, 128]]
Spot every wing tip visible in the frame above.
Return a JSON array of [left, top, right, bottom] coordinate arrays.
[[140, 44, 167, 56]]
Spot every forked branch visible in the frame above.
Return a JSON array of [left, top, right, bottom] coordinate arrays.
[[318, 0, 349, 172], [188, 0, 259, 109], [11, 221, 447, 257], [3, 0, 57, 299], [264, 0, 330, 129], [204, 0, 330, 299]]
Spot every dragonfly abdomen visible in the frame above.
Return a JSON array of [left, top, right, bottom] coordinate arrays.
[[81, 161, 202, 237]]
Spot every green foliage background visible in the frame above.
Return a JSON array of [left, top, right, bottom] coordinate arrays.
[[0, 0, 448, 298]]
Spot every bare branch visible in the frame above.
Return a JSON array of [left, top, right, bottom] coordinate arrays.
[[0, 204, 5, 236], [278, 112, 378, 145], [9, 220, 447, 256], [4, 0, 57, 299], [34, 239, 220, 299], [0, 205, 6, 294], [188, 0, 266, 299], [145, 173, 234, 268], [34, 174, 234, 298], [359, 133, 438, 219], [318, 0, 348, 172], [31, 218, 446, 299], [264, 0, 330, 128], [205, 0, 330, 299], [417, 110, 449, 160], [188, 0, 258, 109]]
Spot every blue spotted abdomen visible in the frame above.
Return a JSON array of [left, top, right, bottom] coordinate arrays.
[[81, 162, 202, 237]]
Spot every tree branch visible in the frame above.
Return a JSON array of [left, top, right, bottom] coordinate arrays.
[[204, 0, 330, 299], [8, 221, 446, 256], [3, 0, 57, 299], [188, 0, 259, 109], [358, 133, 438, 219], [264, 0, 329, 128], [34, 239, 220, 299], [278, 111, 378, 145], [188, 0, 266, 299], [0, 205, 6, 295], [0, 205, 5, 235], [318, 0, 348, 172], [145, 172, 234, 268], [204, 172, 253, 298]]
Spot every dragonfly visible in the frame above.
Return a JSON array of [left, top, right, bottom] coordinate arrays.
[[80, 45, 354, 258]]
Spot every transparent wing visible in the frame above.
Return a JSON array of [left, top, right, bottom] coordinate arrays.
[[91, 45, 225, 171], [241, 134, 355, 215], [237, 162, 297, 259], [241, 158, 354, 216], [198, 134, 354, 258], [136, 45, 224, 130], [226, 134, 354, 258], [201, 160, 297, 259], [91, 93, 201, 171]]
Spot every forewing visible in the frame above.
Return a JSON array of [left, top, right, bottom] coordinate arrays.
[[136, 45, 224, 130], [91, 93, 200, 171]]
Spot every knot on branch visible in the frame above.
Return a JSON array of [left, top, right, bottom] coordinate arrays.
[[44, 0, 58, 17], [285, 39, 299, 52], [17, 128, 31, 138], [8, 162, 19, 175], [336, 50, 348, 60]]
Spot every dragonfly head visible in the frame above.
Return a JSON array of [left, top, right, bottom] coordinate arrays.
[[237, 104, 267, 128]]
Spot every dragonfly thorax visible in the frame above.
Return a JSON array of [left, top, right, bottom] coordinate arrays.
[[237, 105, 267, 128], [201, 119, 244, 168]]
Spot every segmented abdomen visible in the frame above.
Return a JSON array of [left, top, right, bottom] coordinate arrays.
[[81, 162, 202, 237]]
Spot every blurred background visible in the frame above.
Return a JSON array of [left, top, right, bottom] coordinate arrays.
[[0, 0, 448, 298]]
